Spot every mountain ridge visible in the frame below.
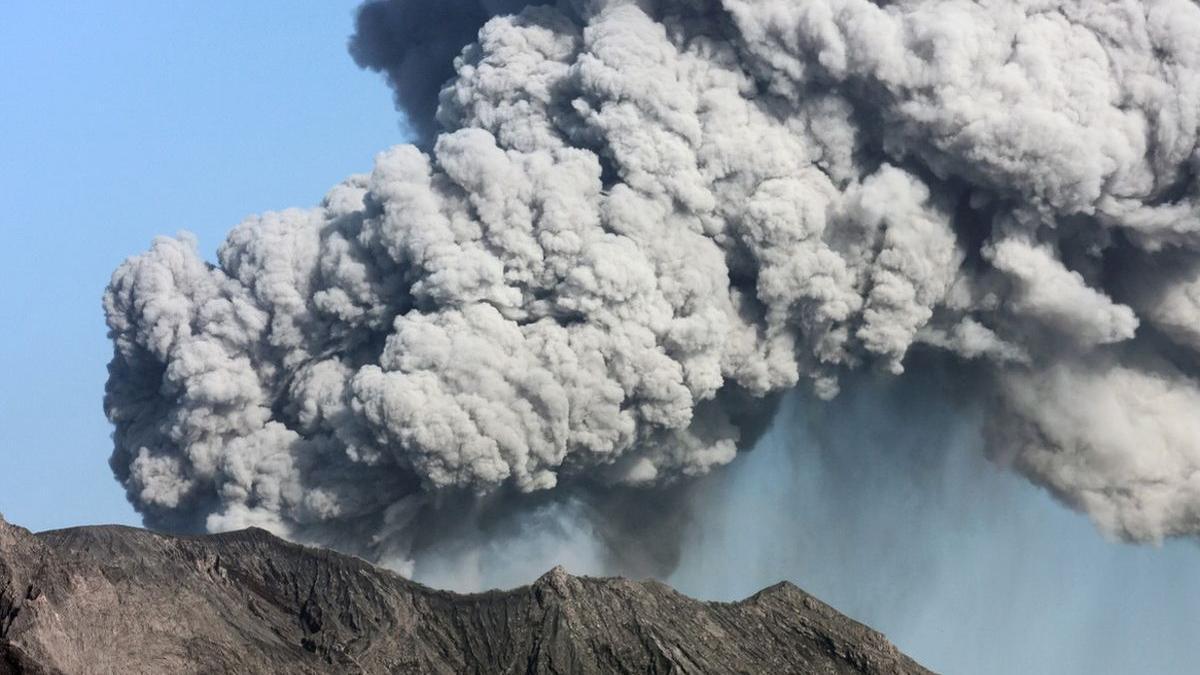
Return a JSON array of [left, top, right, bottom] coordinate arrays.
[[0, 515, 932, 674]]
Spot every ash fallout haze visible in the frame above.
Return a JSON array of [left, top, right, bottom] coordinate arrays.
[[5, 1, 1200, 673]]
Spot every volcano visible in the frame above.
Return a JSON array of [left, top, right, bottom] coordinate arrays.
[[0, 515, 930, 674]]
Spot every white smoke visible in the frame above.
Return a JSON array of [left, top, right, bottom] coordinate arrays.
[[105, 0, 1200, 571]]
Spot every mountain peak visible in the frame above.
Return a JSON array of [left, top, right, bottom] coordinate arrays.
[[0, 521, 933, 674]]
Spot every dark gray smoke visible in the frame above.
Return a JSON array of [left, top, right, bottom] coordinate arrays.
[[350, 0, 552, 143], [105, 0, 1200, 576]]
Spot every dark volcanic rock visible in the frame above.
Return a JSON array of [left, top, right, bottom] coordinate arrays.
[[0, 515, 932, 674]]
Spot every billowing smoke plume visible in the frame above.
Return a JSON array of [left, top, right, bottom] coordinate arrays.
[[105, 0, 1200, 573], [349, 0, 552, 142]]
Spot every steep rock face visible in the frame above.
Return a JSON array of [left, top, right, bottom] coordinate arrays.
[[0, 516, 931, 674]]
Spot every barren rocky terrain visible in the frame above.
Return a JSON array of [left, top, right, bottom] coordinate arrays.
[[1, 515, 931, 674]]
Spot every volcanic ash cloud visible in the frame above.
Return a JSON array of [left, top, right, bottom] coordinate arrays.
[[105, 0, 1200, 567]]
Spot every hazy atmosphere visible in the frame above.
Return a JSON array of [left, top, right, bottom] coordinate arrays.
[[3, 2, 1200, 673]]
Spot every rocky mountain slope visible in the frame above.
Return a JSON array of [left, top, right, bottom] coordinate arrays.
[[0, 515, 931, 674]]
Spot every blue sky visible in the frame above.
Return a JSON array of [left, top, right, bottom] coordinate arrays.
[[1, 3, 1198, 673], [0, 1, 403, 530]]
